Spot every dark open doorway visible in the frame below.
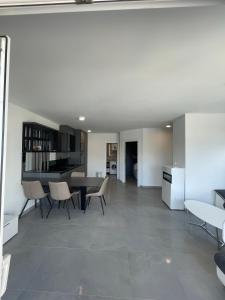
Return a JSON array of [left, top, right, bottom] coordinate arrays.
[[125, 141, 138, 183]]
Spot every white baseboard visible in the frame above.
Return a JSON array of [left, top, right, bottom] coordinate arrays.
[[140, 185, 162, 189]]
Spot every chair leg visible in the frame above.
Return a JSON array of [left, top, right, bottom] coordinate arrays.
[[58, 201, 61, 209], [39, 199, 44, 219], [87, 196, 90, 207], [35, 199, 37, 208], [63, 201, 66, 209], [100, 196, 104, 216], [66, 200, 71, 219], [46, 200, 54, 218], [77, 194, 81, 209], [71, 197, 76, 209], [83, 197, 86, 214], [102, 195, 106, 206], [47, 195, 52, 208], [19, 199, 29, 218]]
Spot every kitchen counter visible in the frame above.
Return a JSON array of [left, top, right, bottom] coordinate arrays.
[[24, 165, 75, 174], [23, 165, 84, 179]]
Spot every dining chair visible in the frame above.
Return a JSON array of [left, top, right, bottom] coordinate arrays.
[[85, 177, 109, 215], [47, 182, 80, 219], [21, 181, 52, 219], [71, 171, 85, 177]]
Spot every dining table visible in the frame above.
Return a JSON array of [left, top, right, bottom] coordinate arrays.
[[22, 176, 104, 211]]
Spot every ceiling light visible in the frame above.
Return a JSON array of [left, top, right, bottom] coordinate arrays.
[[87, 130, 92, 133], [78, 116, 85, 121], [166, 124, 172, 128]]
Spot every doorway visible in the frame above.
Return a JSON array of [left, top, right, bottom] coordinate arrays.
[[125, 141, 138, 184], [106, 143, 118, 177]]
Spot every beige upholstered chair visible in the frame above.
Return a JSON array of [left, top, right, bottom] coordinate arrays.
[[71, 171, 85, 177], [47, 182, 80, 219], [86, 177, 109, 215], [21, 181, 51, 219]]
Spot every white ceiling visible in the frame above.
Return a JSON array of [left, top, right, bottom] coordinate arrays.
[[0, 5, 225, 132]]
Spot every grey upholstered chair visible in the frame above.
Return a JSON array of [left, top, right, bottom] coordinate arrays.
[[21, 181, 51, 218], [86, 177, 109, 215], [47, 182, 80, 219], [71, 171, 85, 177]]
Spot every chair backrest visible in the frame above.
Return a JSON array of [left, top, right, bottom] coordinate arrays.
[[22, 181, 45, 199], [99, 177, 109, 196], [49, 182, 71, 201], [71, 171, 85, 177]]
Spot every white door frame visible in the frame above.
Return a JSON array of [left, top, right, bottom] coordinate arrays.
[[122, 139, 141, 187], [0, 35, 10, 298]]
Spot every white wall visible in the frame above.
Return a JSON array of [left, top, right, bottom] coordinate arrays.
[[119, 128, 172, 187], [87, 133, 119, 177], [185, 113, 225, 204], [5, 103, 59, 215], [173, 116, 185, 167], [142, 128, 172, 187]]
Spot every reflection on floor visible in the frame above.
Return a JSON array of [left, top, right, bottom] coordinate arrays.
[[3, 178, 225, 300]]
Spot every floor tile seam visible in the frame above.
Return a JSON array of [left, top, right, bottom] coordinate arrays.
[[16, 287, 76, 297], [77, 291, 156, 300], [20, 221, 130, 230], [9, 243, 212, 258]]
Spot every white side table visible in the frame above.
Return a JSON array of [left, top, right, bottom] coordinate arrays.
[[185, 200, 225, 249]]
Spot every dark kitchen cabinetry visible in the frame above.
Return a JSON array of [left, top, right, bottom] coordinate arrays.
[[75, 129, 87, 166], [23, 122, 58, 152], [59, 125, 76, 152], [23, 123, 88, 155], [75, 130, 87, 153], [59, 126, 87, 173], [59, 126, 87, 154], [22, 123, 88, 177]]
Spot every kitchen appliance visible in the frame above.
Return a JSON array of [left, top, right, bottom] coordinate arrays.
[[109, 161, 117, 175], [162, 165, 185, 210]]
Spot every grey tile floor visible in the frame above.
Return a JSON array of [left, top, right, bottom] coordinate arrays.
[[3, 178, 225, 300]]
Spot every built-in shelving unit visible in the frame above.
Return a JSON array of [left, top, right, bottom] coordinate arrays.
[[22, 122, 88, 176], [23, 122, 58, 152]]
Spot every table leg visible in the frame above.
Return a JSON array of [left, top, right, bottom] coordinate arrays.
[[80, 186, 87, 212], [187, 209, 225, 249]]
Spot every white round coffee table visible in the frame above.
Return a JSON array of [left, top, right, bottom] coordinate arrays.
[[185, 200, 225, 248]]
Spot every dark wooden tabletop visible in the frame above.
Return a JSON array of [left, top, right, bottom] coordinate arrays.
[[22, 176, 104, 188]]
